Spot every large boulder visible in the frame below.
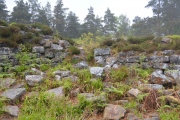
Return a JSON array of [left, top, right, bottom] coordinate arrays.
[[103, 104, 126, 120], [170, 55, 180, 64], [51, 44, 63, 51], [89, 67, 104, 78], [149, 70, 175, 86], [32, 46, 45, 54], [165, 70, 180, 85], [94, 48, 110, 56], [25, 75, 44, 86], [75, 61, 88, 69], [46, 87, 64, 97], [0, 47, 11, 55], [1, 88, 26, 101]]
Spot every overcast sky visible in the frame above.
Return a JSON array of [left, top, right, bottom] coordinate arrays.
[[5, 0, 153, 23]]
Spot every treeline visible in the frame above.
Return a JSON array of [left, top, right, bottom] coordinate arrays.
[[0, 0, 180, 38]]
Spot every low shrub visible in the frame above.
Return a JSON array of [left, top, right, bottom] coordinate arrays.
[[128, 36, 154, 44], [0, 27, 11, 37], [0, 19, 8, 26], [101, 39, 115, 46], [68, 46, 80, 55], [31, 23, 53, 35], [110, 66, 128, 82], [32, 37, 42, 44]]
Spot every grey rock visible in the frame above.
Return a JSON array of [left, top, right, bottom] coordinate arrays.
[[118, 52, 126, 57], [4, 105, 19, 117], [59, 40, 70, 48], [127, 113, 140, 120], [0, 47, 11, 55], [126, 56, 140, 63], [94, 48, 110, 56], [149, 70, 175, 85], [44, 41, 52, 48], [55, 75, 61, 81], [53, 70, 70, 77], [165, 70, 180, 85], [162, 50, 174, 55], [63, 76, 78, 82], [170, 55, 180, 64], [103, 104, 126, 120], [153, 63, 169, 70], [55, 52, 67, 59], [79, 93, 106, 102], [127, 51, 135, 57], [46, 87, 64, 97], [139, 84, 164, 90], [1, 88, 26, 101], [148, 56, 164, 63], [106, 57, 117, 66], [51, 44, 63, 51], [128, 88, 141, 98], [32, 46, 45, 54], [161, 37, 171, 43], [31, 68, 45, 76], [0, 78, 16, 89], [89, 67, 104, 77], [94, 56, 105, 65], [75, 61, 88, 69], [45, 50, 54, 58], [25, 75, 44, 86]]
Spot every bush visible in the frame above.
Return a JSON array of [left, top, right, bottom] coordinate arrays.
[[68, 46, 80, 55], [0, 19, 8, 26], [128, 36, 154, 44], [0, 27, 11, 37], [31, 23, 53, 35], [32, 37, 42, 44], [110, 66, 128, 82], [101, 39, 115, 46]]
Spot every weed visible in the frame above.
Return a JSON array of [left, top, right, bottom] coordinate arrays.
[[110, 66, 128, 82]]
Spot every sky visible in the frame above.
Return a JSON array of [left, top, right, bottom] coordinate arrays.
[[5, 0, 153, 23]]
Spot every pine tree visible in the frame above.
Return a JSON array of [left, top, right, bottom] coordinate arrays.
[[45, 2, 53, 27], [84, 7, 96, 34], [0, 0, 8, 21], [117, 15, 130, 37], [65, 11, 80, 38], [53, 0, 68, 36], [103, 8, 117, 35], [10, 0, 31, 23], [36, 7, 49, 26], [28, 0, 40, 23]]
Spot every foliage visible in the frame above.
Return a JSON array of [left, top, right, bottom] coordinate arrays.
[[110, 66, 128, 82], [100, 39, 115, 46], [18, 94, 82, 120], [0, 19, 8, 26], [128, 36, 154, 44], [31, 23, 53, 35], [39, 64, 51, 72], [68, 46, 80, 55]]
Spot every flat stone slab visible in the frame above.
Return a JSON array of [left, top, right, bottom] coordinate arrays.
[[32, 46, 45, 54], [46, 87, 64, 97], [128, 88, 141, 97], [94, 48, 110, 56], [103, 104, 126, 120], [4, 105, 19, 117], [25, 75, 43, 86], [53, 70, 70, 77], [51, 44, 63, 51], [0, 78, 16, 89], [139, 84, 164, 90], [1, 88, 26, 101], [89, 67, 104, 77], [0, 47, 11, 55]]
